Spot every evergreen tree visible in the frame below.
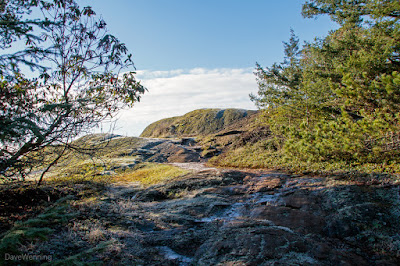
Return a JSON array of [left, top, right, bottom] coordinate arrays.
[[252, 0, 400, 164]]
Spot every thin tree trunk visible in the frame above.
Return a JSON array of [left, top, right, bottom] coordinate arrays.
[[37, 145, 67, 186]]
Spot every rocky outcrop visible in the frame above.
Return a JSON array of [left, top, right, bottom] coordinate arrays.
[[67, 169, 400, 265], [25, 134, 400, 265], [140, 108, 257, 138]]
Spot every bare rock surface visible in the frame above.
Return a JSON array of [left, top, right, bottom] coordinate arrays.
[[66, 165, 400, 265], [135, 137, 204, 164], [30, 136, 399, 264]]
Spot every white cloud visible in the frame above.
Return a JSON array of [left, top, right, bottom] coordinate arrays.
[[107, 67, 258, 136]]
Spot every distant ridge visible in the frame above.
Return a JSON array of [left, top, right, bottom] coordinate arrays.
[[140, 108, 257, 138]]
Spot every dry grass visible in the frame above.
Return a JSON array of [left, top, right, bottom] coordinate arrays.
[[86, 226, 106, 244], [48, 162, 190, 187], [113, 163, 190, 186]]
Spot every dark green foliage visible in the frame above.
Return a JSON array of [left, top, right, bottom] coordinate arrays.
[[251, 0, 400, 166], [302, 0, 400, 26], [251, 29, 303, 110], [0, 197, 75, 260]]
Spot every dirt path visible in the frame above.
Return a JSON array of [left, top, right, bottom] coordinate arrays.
[[168, 162, 218, 171]]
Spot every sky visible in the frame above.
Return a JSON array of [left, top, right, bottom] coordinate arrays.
[[78, 0, 338, 136]]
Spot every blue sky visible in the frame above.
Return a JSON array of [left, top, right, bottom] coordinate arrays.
[[82, 0, 337, 70], [79, 0, 338, 136]]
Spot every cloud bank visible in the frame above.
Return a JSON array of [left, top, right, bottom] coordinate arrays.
[[109, 68, 258, 136]]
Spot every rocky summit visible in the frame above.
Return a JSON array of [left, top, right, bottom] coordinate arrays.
[[140, 108, 256, 138], [1, 113, 399, 265]]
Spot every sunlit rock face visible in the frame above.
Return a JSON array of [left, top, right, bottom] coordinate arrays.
[[83, 168, 398, 265], [140, 108, 256, 138]]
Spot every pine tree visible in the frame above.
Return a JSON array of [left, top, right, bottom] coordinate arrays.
[[252, 0, 400, 164]]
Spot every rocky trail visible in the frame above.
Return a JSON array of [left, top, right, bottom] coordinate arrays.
[[12, 136, 399, 265], [66, 137, 400, 265], [134, 137, 204, 164]]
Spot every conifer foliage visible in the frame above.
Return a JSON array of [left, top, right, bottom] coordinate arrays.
[[252, 0, 400, 164]]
